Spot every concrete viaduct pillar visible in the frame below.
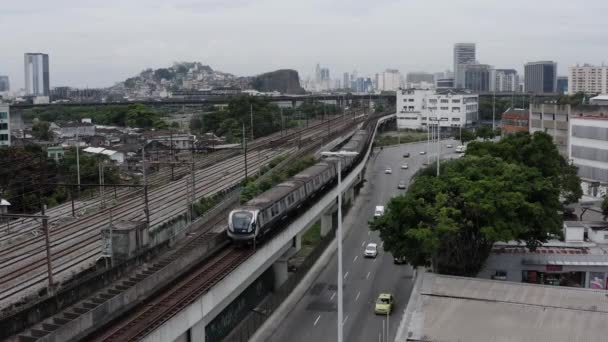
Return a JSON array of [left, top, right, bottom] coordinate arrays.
[[189, 318, 206, 342], [321, 210, 334, 237], [272, 257, 289, 291]]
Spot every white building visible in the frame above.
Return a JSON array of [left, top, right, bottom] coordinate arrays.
[[568, 64, 608, 95], [0, 104, 9, 146], [490, 69, 519, 92], [83, 147, 125, 164], [397, 89, 478, 130], [590, 95, 608, 105], [569, 111, 608, 198], [376, 69, 401, 91]]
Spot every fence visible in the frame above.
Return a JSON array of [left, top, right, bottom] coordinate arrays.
[[224, 225, 337, 342]]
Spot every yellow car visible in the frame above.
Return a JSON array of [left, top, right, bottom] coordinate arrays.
[[374, 293, 394, 315]]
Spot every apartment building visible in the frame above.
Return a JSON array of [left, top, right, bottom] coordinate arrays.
[[569, 108, 608, 197], [568, 65, 608, 95], [529, 103, 570, 157], [0, 104, 9, 146]]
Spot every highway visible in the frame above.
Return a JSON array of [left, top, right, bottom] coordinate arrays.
[[267, 138, 459, 342]]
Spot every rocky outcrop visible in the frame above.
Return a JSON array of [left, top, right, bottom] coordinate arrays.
[[250, 69, 305, 94]]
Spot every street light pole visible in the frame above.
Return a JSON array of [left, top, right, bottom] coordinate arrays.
[[321, 150, 358, 342], [337, 157, 343, 342]]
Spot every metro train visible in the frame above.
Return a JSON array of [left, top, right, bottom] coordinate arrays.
[[227, 129, 370, 242]]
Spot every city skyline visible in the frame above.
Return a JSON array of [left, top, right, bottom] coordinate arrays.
[[2, 0, 608, 90]]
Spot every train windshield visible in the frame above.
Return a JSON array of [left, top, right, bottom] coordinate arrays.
[[232, 211, 253, 230]]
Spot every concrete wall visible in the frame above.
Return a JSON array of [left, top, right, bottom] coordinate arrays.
[[142, 113, 396, 342]]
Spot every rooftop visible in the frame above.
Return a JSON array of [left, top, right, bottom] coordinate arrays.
[[396, 272, 608, 342]]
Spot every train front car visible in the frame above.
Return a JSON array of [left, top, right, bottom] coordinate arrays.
[[227, 207, 259, 242]]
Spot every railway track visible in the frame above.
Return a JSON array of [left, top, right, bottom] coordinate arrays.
[[0, 115, 360, 311], [91, 246, 253, 342], [86, 112, 377, 342]]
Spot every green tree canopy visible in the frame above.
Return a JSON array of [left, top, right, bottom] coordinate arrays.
[[32, 121, 52, 141], [371, 155, 563, 276], [459, 129, 476, 144], [466, 131, 582, 204]]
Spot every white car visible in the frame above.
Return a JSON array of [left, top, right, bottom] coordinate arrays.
[[384, 167, 392, 174], [419, 151, 426, 155], [401, 163, 408, 169], [446, 144, 453, 148], [364, 243, 378, 258], [374, 206, 385, 217]]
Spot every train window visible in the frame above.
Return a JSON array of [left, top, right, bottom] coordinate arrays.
[[271, 204, 279, 216]]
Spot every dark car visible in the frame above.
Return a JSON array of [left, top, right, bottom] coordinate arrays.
[[403, 152, 410, 158], [393, 256, 407, 265]]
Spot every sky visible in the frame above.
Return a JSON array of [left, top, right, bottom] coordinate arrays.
[[2, 0, 608, 90]]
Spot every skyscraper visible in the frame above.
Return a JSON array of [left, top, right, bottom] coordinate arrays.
[[463, 64, 491, 92], [24, 53, 50, 96], [490, 69, 519, 92], [453, 43, 476, 88], [0, 104, 10, 146], [524, 61, 557, 94], [0, 76, 9, 92], [343, 72, 350, 90]]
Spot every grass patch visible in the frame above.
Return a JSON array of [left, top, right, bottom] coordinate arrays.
[[374, 131, 427, 147], [302, 222, 321, 246]]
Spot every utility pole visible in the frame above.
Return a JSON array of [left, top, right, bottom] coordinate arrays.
[[142, 147, 150, 227], [243, 122, 248, 179], [436, 111, 440, 177], [75, 132, 81, 197], [40, 203, 54, 293], [280, 107, 284, 136], [250, 103, 254, 141], [492, 91, 496, 131], [99, 162, 105, 209], [170, 130, 174, 181]]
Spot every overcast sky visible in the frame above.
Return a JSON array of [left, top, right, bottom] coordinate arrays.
[[2, 0, 608, 89]]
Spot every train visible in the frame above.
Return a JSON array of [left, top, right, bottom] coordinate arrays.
[[227, 128, 371, 242]]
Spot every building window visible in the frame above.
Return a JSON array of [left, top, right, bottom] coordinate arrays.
[[0, 123, 7, 130], [0, 134, 8, 141], [452, 118, 461, 121], [429, 99, 437, 104], [440, 107, 449, 110], [408, 98, 414, 102], [440, 99, 449, 103], [452, 99, 461, 103], [0, 112, 7, 120], [452, 107, 460, 112]]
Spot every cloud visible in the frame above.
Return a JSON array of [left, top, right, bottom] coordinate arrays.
[[1, 0, 608, 89]]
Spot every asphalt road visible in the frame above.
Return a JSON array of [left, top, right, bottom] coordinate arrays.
[[267, 138, 459, 342]]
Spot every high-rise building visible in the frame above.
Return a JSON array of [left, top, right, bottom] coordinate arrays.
[[557, 76, 568, 94], [405, 72, 434, 89], [0, 76, 9, 92], [0, 104, 10, 146], [568, 64, 608, 95], [463, 64, 491, 92], [376, 69, 401, 91], [343, 72, 350, 90], [25, 53, 50, 96], [524, 61, 557, 94], [453, 43, 476, 88], [490, 69, 519, 92]]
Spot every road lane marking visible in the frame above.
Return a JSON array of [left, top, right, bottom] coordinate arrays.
[[330, 292, 336, 300], [356, 291, 361, 301], [381, 242, 384, 248], [314, 315, 321, 326], [343, 315, 349, 326], [366, 271, 371, 279], [368, 231, 371, 236], [344, 272, 349, 280], [361, 241, 366, 247], [353, 256, 358, 262]]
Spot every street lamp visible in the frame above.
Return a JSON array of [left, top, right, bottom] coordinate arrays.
[[321, 150, 359, 342]]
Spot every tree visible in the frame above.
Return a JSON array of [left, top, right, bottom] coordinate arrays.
[[460, 129, 476, 144], [32, 121, 52, 141], [475, 125, 495, 140], [602, 194, 608, 220], [467, 131, 582, 204], [125, 104, 163, 128], [370, 155, 563, 276]]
